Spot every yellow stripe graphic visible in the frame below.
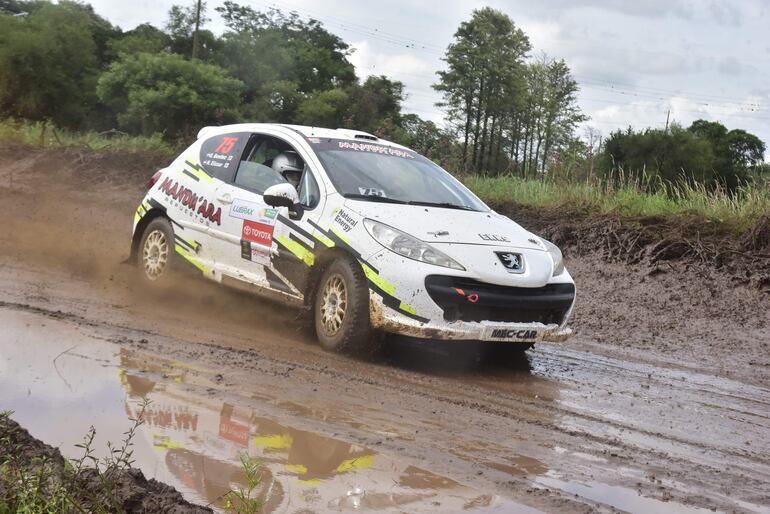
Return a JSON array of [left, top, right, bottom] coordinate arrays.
[[175, 244, 209, 273], [277, 235, 315, 266], [361, 263, 395, 296], [313, 231, 335, 248]]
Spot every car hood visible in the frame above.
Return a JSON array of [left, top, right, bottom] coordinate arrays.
[[342, 200, 545, 251]]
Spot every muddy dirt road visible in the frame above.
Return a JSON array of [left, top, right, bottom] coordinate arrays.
[[1, 148, 769, 513]]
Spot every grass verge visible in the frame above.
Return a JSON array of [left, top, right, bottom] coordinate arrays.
[[1, 120, 766, 233], [463, 175, 770, 234], [0, 120, 176, 157]]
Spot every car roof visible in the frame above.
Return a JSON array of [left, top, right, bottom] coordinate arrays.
[[197, 123, 410, 151]]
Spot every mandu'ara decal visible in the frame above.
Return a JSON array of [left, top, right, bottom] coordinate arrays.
[[158, 177, 221, 225]]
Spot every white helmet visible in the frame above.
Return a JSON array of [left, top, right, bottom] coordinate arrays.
[[272, 151, 304, 175]]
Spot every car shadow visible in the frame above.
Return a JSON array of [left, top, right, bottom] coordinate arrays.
[[377, 335, 534, 377]]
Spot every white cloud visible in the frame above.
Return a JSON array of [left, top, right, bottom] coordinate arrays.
[[349, 40, 446, 124]]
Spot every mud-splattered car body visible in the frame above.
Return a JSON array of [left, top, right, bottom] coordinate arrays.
[[130, 124, 575, 345]]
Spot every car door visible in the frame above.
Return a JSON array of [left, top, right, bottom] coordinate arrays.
[[269, 157, 326, 299], [211, 134, 286, 287], [212, 131, 327, 300]]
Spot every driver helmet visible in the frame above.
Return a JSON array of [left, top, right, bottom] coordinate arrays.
[[272, 151, 304, 187]]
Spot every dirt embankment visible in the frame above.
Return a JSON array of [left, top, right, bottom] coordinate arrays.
[[0, 414, 213, 513], [493, 202, 770, 290]]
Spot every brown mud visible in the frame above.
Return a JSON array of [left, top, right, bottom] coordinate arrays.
[[0, 145, 769, 513]]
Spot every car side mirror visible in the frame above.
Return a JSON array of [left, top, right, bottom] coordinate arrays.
[[263, 183, 303, 219]]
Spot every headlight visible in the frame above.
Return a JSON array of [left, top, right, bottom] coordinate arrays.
[[363, 219, 465, 271], [543, 239, 565, 276]]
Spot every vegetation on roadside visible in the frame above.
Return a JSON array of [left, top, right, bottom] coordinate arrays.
[[465, 175, 770, 233], [0, 402, 150, 513], [0, 118, 766, 233], [1, 404, 265, 513], [0, 120, 176, 156], [0, 0, 766, 231], [224, 454, 263, 514]]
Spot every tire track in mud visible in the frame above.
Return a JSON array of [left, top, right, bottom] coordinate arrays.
[[1, 294, 768, 513], [2, 147, 769, 512]]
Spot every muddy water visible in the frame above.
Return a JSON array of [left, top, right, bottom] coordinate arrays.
[[0, 309, 532, 513]]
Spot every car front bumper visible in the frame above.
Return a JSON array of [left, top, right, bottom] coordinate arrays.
[[370, 295, 573, 343]]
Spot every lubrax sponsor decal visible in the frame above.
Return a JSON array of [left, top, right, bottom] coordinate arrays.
[[490, 329, 537, 340], [230, 199, 278, 224], [242, 220, 273, 247], [479, 233, 510, 243], [159, 177, 222, 225], [333, 209, 358, 232]]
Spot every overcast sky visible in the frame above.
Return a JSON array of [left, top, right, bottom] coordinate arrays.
[[90, 0, 770, 151]]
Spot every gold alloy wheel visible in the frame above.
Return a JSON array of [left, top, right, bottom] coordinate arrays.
[[142, 229, 169, 280], [320, 273, 348, 336]]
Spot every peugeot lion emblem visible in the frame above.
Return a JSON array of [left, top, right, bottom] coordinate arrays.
[[495, 251, 525, 273]]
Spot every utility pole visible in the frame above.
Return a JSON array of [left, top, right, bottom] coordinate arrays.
[[192, 0, 202, 60], [664, 109, 670, 133]]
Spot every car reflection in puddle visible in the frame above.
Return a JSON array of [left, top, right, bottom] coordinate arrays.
[[118, 349, 520, 513]]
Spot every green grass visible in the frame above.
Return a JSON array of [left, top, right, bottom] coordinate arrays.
[[1, 120, 765, 233], [0, 120, 176, 156], [464, 175, 770, 233]]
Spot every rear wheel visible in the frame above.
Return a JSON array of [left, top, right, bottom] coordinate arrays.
[[313, 255, 373, 354], [138, 217, 175, 284]]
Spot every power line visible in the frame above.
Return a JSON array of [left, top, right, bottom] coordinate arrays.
[[246, 0, 445, 54], [237, 0, 768, 129]]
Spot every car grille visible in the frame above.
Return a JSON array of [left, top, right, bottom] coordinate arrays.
[[424, 275, 575, 325]]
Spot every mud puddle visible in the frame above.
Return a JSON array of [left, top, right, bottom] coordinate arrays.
[[0, 309, 531, 513]]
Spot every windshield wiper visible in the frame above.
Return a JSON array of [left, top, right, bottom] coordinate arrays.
[[343, 193, 408, 204], [405, 201, 476, 211]]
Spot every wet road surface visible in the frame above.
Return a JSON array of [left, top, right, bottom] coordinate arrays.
[[1, 258, 768, 513], [0, 152, 768, 512]]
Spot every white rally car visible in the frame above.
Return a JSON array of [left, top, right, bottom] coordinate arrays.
[[130, 124, 575, 353]]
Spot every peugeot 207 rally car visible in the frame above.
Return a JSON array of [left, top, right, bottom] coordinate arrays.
[[129, 124, 575, 353]]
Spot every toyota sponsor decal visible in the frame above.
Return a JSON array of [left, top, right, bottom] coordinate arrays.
[[242, 220, 273, 247]]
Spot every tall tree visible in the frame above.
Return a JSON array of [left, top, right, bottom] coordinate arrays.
[[165, 1, 217, 60], [435, 7, 531, 173]]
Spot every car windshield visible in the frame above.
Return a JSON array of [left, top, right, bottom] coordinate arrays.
[[310, 139, 488, 211]]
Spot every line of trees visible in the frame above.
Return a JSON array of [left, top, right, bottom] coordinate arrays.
[[0, 1, 764, 189], [600, 120, 766, 190], [0, 0, 414, 142], [434, 8, 586, 176]]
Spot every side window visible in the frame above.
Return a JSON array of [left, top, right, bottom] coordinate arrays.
[[233, 135, 287, 194], [298, 169, 321, 209], [199, 132, 249, 180]]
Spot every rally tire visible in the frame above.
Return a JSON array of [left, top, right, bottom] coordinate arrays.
[[313, 254, 373, 354], [138, 217, 175, 285]]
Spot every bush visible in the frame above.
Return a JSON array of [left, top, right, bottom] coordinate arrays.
[[97, 52, 244, 141]]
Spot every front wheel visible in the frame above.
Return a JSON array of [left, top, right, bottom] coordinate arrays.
[[313, 255, 373, 354]]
